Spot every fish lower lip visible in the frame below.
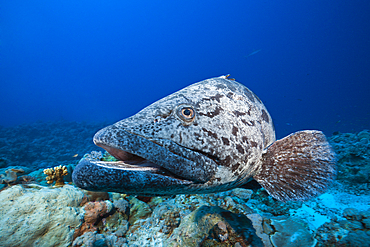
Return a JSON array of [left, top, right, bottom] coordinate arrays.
[[91, 160, 161, 172], [72, 158, 193, 195]]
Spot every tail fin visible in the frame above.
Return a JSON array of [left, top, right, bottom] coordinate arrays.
[[254, 130, 336, 202]]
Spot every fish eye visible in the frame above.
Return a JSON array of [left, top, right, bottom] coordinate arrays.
[[176, 105, 195, 122]]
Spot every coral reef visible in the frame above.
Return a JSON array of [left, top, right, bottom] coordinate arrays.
[[0, 166, 35, 190], [329, 129, 370, 184], [267, 217, 317, 247], [43, 165, 68, 186], [128, 196, 153, 225], [113, 198, 130, 216], [83, 151, 104, 161], [247, 188, 303, 216], [0, 185, 84, 247], [72, 197, 130, 247], [82, 150, 119, 163], [73, 200, 114, 238], [0, 168, 24, 185], [26, 163, 74, 186], [78, 191, 110, 207], [246, 214, 272, 247], [18, 175, 37, 184], [1, 124, 370, 246], [165, 205, 263, 247], [315, 208, 370, 246], [0, 180, 369, 246], [84, 201, 114, 226], [73, 231, 128, 247], [150, 201, 182, 235]]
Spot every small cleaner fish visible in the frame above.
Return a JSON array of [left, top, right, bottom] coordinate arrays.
[[72, 75, 336, 202]]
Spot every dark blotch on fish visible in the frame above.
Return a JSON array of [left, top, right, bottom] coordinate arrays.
[[221, 137, 230, 146], [236, 144, 244, 154], [198, 107, 222, 118], [202, 128, 218, 139], [232, 126, 238, 136], [209, 93, 224, 103], [233, 110, 246, 117], [261, 109, 270, 123]]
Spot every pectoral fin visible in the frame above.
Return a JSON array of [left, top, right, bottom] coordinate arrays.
[[254, 130, 336, 202]]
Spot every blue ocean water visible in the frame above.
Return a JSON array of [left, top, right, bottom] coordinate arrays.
[[1, 2, 370, 246], [1, 0, 369, 138]]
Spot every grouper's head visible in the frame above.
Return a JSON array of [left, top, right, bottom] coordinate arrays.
[[72, 76, 275, 195]]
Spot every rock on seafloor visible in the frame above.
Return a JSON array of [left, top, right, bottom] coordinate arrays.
[[165, 205, 263, 247], [0, 184, 84, 247], [268, 218, 317, 247]]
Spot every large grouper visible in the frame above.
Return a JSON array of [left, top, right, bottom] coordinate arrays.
[[73, 75, 336, 202]]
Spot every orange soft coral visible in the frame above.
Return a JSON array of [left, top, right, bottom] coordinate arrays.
[[73, 201, 113, 239], [84, 201, 110, 224]]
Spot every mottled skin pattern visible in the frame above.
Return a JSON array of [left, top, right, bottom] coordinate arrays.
[[73, 76, 336, 201]]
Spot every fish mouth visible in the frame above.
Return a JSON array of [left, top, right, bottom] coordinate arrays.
[[72, 124, 219, 194], [94, 142, 192, 182], [90, 124, 218, 183]]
